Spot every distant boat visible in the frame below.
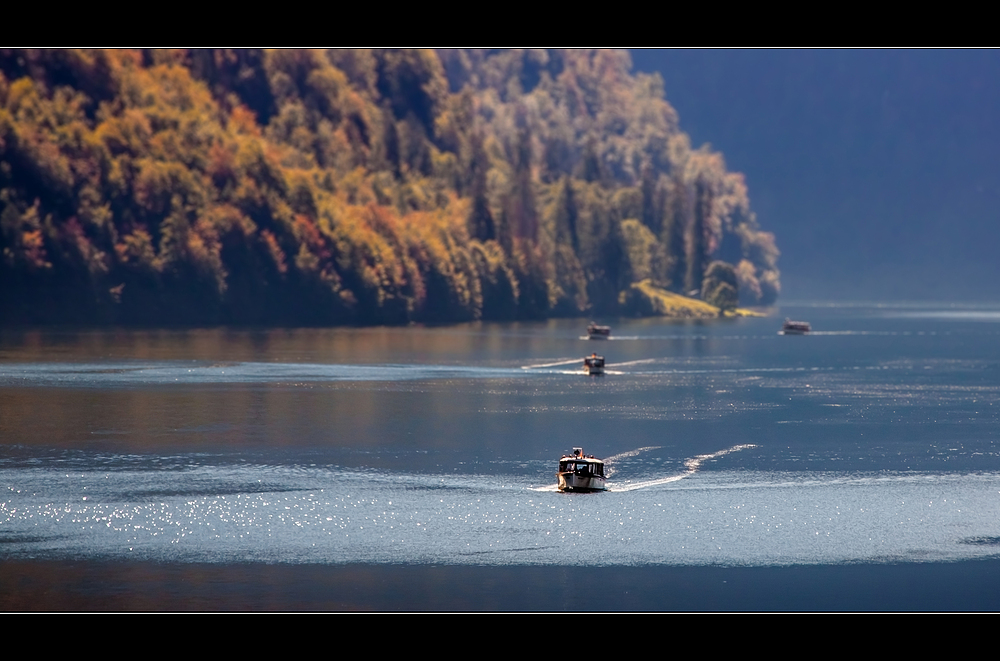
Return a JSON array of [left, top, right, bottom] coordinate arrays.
[[583, 353, 605, 375], [780, 318, 812, 335], [557, 447, 607, 492], [587, 323, 611, 340]]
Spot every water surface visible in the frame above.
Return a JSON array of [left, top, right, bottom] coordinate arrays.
[[4, 304, 1000, 609]]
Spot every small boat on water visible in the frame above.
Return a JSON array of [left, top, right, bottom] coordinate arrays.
[[583, 353, 605, 375], [587, 323, 611, 340], [557, 448, 607, 492], [780, 318, 812, 335]]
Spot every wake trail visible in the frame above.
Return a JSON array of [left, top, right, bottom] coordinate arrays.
[[529, 444, 755, 492], [521, 358, 583, 370], [529, 446, 663, 491], [604, 446, 662, 463], [610, 444, 756, 492], [608, 358, 661, 369], [807, 331, 901, 336]]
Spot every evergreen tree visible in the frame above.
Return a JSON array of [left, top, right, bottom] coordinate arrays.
[[510, 122, 537, 241], [467, 131, 495, 241], [685, 175, 710, 295], [554, 176, 579, 251], [640, 164, 661, 235], [664, 174, 688, 291]]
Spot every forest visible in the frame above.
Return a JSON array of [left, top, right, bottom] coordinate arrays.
[[0, 49, 780, 326]]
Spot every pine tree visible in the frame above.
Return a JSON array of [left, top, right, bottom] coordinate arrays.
[[685, 175, 711, 295], [468, 131, 495, 242], [554, 176, 579, 251]]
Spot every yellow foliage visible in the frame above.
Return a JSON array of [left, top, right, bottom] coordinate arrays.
[[115, 229, 157, 273], [620, 279, 720, 318], [0, 49, 779, 325]]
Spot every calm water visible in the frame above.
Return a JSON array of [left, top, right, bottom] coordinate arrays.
[[4, 303, 1000, 610]]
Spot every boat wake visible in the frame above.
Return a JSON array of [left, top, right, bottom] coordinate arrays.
[[606, 358, 660, 369], [521, 358, 583, 370], [610, 444, 756, 492], [603, 446, 662, 463], [808, 330, 902, 336], [529, 444, 756, 492]]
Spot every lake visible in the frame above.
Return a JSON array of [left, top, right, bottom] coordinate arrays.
[[3, 303, 1000, 610]]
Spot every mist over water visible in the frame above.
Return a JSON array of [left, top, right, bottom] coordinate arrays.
[[4, 304, 1000, 607]]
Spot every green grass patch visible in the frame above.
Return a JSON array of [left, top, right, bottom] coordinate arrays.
[[619, 280, 766, 318]]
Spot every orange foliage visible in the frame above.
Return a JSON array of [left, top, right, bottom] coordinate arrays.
[[20, 229, 50, 269], [0, 49, 778, 325], [260, 230, 287, 275]]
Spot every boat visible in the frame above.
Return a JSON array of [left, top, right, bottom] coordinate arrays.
[[557, 448, 608, 492], [587, 323, 611, 340], [780, 318, 812, 335], [583, 353, 605, 375]]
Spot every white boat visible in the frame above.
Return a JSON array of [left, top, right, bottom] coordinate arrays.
[[780, 318, 811, 335], [587, 323, 611, 340], [557, 448, 607, 492], [583, 353, 605, 375]]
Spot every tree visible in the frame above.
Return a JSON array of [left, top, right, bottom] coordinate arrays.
[[685, 174, 711, 295], [0, 49, 779, 327], [663, 173, 688, 291], [467, 130, 495, 241], [639, 164, 662, 235], [554, 176, 579, 251], [509, 121, 537, 241], [702, 260, 738, 313]]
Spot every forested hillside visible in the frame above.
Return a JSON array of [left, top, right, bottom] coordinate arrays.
[[0, 49, 779, 325]]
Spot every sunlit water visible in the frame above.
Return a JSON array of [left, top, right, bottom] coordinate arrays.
[[4, 304, 1000, 606], [6, 454, 1000, 567]]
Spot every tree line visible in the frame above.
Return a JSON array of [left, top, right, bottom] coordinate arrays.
[[0, 49, 779, 326]]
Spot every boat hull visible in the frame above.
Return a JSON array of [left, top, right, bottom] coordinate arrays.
[[557, 473, 607, 492], [583, 355, 605, 375]]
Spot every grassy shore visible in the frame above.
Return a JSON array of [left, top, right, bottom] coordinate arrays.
[[620, 280, 765, 319]]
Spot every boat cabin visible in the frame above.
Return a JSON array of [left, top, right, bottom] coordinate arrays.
[[587, 323, 611, 339], [583, 353, 605, 375], [558, 458, 606, 477], [781, 318, 812, 335]]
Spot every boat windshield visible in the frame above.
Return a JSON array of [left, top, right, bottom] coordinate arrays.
[[560, 461, 604, 476]]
